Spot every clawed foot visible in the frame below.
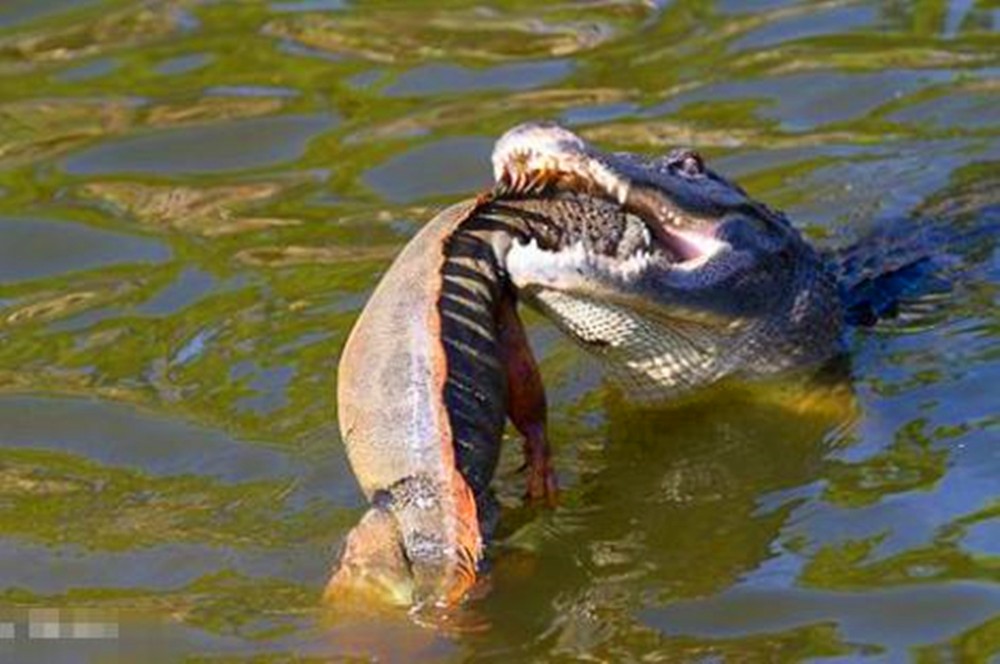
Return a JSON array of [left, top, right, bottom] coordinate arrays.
[[520, 440, 558, 506], [525, 463, 558, 506]]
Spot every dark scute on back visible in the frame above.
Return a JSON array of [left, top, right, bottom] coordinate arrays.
[[490, 192, 643, 258]]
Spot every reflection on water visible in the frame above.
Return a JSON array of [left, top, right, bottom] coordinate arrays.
[[0, 217, 171, 282], [0, 0, 997, 660]]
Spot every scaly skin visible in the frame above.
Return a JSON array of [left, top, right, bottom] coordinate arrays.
[[328, 193, 634, 608]]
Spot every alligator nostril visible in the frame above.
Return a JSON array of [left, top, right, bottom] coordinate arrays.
[[680, 153, 703, 176]]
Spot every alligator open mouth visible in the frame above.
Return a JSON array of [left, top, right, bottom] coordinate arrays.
[[491, 123, 728, 289]]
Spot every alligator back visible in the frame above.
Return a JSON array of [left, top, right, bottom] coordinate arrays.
[[834, 220, 955, 326]]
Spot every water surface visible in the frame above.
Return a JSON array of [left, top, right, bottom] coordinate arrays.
[[0, 0, 998, 661]]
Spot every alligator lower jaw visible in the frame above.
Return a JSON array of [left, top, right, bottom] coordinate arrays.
[[507, 237, 652, 289], [501, 188, 727, 276], [506, 222, 726, 291]]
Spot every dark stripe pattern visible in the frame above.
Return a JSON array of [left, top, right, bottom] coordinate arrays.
[[436, 204, 525, 498]]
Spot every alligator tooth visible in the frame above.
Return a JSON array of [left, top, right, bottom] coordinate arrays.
[[527, 171, 546, 194], [614, 182, 628, 205], [512, 172, 526, 192], [496, 170, 513, 194]]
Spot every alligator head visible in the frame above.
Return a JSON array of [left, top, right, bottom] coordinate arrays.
[[492, 122, 843, 400]]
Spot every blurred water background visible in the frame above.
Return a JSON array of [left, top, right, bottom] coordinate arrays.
[[0, 0, 998, 661]]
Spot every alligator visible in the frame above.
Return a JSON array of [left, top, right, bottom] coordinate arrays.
[[327, 121, 937, 609]]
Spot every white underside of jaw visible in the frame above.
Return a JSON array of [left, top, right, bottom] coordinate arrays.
[[505, 229, 728, 289], [505, 238, 652, 289]]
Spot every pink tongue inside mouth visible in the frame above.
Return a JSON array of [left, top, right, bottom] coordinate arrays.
[[662, 227, 719, 262]]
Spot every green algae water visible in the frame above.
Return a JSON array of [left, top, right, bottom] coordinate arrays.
[[0, 0, 998, 660]]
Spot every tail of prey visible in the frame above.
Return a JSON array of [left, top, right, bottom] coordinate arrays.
[[325, 471, 482, 609]]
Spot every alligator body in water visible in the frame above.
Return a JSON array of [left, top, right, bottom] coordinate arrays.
[[328, 122, 941, 609]]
